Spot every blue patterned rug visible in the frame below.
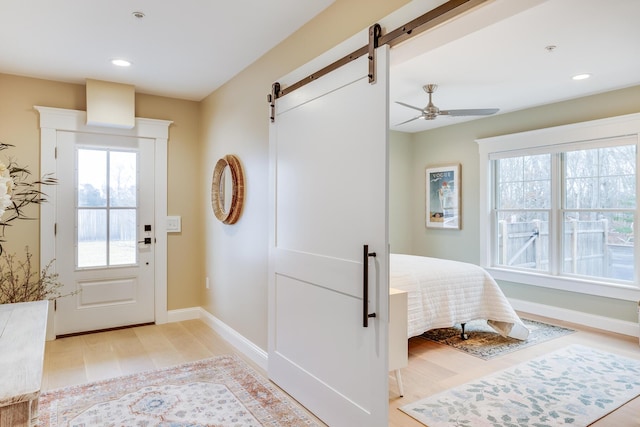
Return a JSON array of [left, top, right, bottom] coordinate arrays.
[[419, 318, 574, 360], [400, 344, 640, 426]]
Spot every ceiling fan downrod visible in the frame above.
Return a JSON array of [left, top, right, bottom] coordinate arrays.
[[423, 84, 439, 119]]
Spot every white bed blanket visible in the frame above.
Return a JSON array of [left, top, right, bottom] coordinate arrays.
[[390, 254, 529, 340]]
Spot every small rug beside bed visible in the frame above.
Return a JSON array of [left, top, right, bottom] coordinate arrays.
[[400, 344, 640, 427], [419, 318, 574, 360]]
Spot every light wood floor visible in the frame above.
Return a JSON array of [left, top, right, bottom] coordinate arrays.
[[42, 320, 240, 391], [389, 312, 640, 427], [42, 319, 326, 425], [43, 315, 640, 426]]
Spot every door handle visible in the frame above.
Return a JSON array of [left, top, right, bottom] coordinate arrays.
[[138, 237, 152, 245], [363, 244, 377, 327]]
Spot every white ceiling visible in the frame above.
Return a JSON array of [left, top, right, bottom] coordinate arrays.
[[390, 0, 640, 132], [0, 0, 335, 101], [1, 0, 638, 130]]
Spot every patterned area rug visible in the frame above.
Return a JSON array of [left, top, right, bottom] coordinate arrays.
[[419, 318, 574, 360], [401, 344, 640, 426], [38, 355, 320, 427]]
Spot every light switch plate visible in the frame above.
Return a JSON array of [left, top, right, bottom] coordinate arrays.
[[166, 216, 181, 233]]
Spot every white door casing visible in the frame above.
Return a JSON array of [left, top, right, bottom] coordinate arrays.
[[268, 47, 390, 426], [36, 106, 171, 339]]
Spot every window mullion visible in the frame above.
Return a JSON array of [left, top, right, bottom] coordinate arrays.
[[636, 139, 640, 285], [549, 152, 561, 275], [106, 150, 111, 267], [490, 159, 498, 266]]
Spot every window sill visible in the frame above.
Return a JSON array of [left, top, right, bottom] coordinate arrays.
[[487, 267, 640, 302]]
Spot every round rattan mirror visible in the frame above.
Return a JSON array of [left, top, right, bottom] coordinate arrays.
[[211, 154, 244, 224]]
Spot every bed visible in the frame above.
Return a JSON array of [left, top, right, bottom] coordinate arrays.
[[390, 253, 529, 340]]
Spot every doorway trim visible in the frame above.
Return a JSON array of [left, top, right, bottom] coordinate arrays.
[[35, 106, 172, 339]]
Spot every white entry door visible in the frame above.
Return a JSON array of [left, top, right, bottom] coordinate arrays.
[[268, 47, 390, 426], [54, 131, 155, 336]]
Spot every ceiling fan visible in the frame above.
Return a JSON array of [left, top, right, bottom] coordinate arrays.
[[395, 84, 499, 125]]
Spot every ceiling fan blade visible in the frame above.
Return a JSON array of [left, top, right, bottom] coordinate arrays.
[[395, 115, 422, 126], [439, 108, 499, 117], [395, 101, 425, 112]]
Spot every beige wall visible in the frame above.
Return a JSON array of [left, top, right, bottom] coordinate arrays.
[[0, 73, 202, 310], [200, 0, 410, 350], [0, 74, 85, 260], [136, 93, 202, 310], [389, 131, 413, 254], [392, 84, 640, 322], [0, 0, 411, 346], [7, 0, 635, 349]]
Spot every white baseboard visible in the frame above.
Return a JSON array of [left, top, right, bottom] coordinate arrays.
[[168, 301, 639, 372], [167, 307, 201, 323], [509, 298, 639, 338], [167, 307, 268, 371]]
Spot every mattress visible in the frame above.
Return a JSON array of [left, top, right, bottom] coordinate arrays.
[[390, 253, 529, 340]]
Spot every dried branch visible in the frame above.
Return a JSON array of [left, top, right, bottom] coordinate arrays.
[[0, 142, 57, 254], [0, 247, 77, 304]]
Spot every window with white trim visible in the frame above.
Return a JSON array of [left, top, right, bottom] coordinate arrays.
[[477, 114, 639, 301]]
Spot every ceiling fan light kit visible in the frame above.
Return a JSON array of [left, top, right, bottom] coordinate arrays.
[[395, 83, 499, 125]]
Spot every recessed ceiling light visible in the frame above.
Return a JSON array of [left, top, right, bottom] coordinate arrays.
[[572, 73, 591, 80], [111, 59, 132, 67]]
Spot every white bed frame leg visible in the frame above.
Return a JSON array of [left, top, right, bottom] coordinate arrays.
[[394, 369, 404, 397]]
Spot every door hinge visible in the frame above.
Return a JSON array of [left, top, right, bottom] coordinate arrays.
[[54, 146, 57, 159], [54, 223, 57, 236], [54, 299, 57, 311]]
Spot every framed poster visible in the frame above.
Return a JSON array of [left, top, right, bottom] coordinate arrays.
[[426, 164, 460, 229]]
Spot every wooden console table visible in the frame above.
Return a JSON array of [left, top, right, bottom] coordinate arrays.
[[0, 301, 49, 427]]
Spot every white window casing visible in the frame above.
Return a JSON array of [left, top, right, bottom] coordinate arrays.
[[477, 113, 640, 301]]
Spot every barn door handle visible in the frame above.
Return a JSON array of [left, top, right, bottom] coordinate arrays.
[[363, 244, 377, 327]]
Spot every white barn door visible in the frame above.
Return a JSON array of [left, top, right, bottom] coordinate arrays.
[[268, 47, 390, 426]]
